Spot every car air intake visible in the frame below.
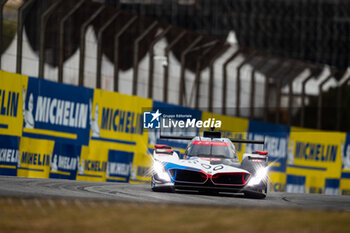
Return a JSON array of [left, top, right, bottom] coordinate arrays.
[[211, 172, 250, 186], [169, 169, 207, 184]]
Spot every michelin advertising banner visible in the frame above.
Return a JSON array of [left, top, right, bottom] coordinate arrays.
[[247, 121, 290, 192], [0, 71, 27, 175], [0, 134, 20, 176], [2, 70, 350, 195], [22, 77, 93, 145], [76, 89, 152, 183], [341, 133, 350, 195], [17, 77, 94, 179], [287, 127, 345, 194]]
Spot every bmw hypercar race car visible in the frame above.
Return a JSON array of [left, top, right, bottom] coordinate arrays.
[[151, 131, 269, 198]]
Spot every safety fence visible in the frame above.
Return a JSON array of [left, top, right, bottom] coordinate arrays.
[[0, 70, 350, 195], [1, 0, 350, 133]]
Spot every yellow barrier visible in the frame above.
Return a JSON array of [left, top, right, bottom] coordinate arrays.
[[1, 70, 350, 195], [287, 127, 345, 194], [76, 89, 152, 183]]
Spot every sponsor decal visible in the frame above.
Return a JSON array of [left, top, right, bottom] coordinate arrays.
[[107, 150, 134, 182], [342, 133, 350, 170], [287, 128, 345, 194], [0, 135, 20, 176], [49, 143, 81, 179], [100, 105, 143, 135], [22, 77, 93, 145], [143, 109, 161, 129], [17, 137, 54, 178], [0, 89, 19, 117], [0, 71, 28, 136], [294, 142, 337, 162]]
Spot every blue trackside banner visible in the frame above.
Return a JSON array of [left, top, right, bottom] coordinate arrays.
[[22, 77, 93, 145], [49, 143, 82, 180], [246, 120, 290, 173], [106, 150, 134, 183], [340, 133, 350, 194], [342, 133, 350, 170], [0, 134, 20, 176]]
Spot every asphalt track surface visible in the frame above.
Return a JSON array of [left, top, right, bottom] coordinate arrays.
[[0, 176, 350, 211]]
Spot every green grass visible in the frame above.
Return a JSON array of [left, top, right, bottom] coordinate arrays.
[[0, 197, 349, 233]]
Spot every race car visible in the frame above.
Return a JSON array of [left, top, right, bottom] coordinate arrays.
[[151, 131, 269, 198]]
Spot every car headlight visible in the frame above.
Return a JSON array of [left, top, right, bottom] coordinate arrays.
[[247, 167, 268, 186], [153, 161, 171, 182]]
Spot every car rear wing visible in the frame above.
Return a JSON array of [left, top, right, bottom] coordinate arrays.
[[154, 144, 174, 155]]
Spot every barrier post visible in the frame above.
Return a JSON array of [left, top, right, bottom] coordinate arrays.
[[275, 61, 296, 124], [189, 43, 221, 109], [96, 11, 121, 89], [178, 36, 202, 106], [113, 16, 138, 92], [250, 54, 269, 119], [236, 51, 256, 117], [132, 21, 158, 95], [16, 0, 36, 74], [300, 69, 318, 127], [263, 59, 285, 122], [287, 63, 306, 125], [0, 0, 8, 69], [337, 75, 350, 130], [208, 44, 228, 112], [58, 0, 86, 83], [222, 49, 240, 115], [78, 5, 105, 86], [317, 72, 334, 129], [163, 30, 186, 103], [39, 0, 62, 79], [148, 25, 172, 98]]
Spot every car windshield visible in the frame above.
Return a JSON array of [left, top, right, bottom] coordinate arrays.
[[187, 141, 236, 159]]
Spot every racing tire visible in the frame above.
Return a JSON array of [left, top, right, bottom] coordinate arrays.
[[151, 176, 174, 193], [244, 186, 267, 199]]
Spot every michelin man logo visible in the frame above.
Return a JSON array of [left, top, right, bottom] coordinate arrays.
[[90, 99, 100, 137], [51, 154, 58, 172], [287, 139, 294, 165], [143, 109, 161, 129], [342, 142, 350, 169], [22, 87, 34, 129], [78, 158, 84, 175]]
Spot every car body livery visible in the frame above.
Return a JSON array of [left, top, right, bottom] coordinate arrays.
[[151, 131, 269, 198]]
